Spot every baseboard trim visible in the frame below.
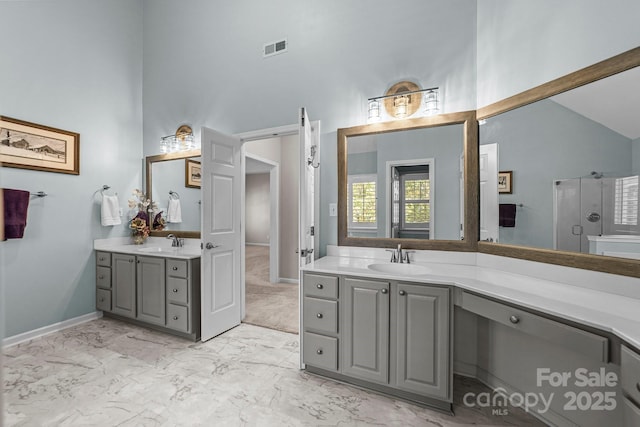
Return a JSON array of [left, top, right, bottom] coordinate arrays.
[[278, 277, 299, 285], [2, 311, 102, 348], [453, 360, 477, 378]]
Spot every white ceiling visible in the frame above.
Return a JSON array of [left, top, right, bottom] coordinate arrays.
[[246, 156, 273, 175], [551, 66, 640, 140]]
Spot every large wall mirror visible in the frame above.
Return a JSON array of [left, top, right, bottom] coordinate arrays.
[[338, 111, 478, 251], [146, 149, 201, 238], [477, 47, 640, 278]]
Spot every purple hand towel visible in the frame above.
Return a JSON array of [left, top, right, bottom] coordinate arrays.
[[2, 188, 30, 240], [499, 203, 516, 227]]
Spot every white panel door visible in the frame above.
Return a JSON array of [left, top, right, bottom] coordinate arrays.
[[479, 143, 499, 242], [298, 107, 317, 267], [201, 127, 242, 342]]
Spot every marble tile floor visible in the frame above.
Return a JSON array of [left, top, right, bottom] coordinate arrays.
[[3, 318, 547, 426]]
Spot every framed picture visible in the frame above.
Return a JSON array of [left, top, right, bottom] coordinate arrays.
[[0, 116, 79, 175], [498, 170, 513, 194], [185, 158, 201, 188]]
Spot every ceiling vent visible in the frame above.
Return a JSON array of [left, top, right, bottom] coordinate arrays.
[[263, 38, 287, 58]]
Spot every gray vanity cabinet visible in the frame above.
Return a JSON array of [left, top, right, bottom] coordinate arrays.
[[136, 256, 166, 325], [112, 253, 137, 318], [342, 277, 390, 384], [392, 282, 449, 399]]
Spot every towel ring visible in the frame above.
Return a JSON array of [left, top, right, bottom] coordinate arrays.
[[169, 190, 180, 200]]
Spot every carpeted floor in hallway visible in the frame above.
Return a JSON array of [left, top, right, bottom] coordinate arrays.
[[244, 244, 299, 334]]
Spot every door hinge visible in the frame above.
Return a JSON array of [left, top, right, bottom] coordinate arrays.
[[300, 248, 314, 257], [310, 226, 315, 236]]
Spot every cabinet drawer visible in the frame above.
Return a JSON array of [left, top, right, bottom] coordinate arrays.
[[303, 273, 338, 299], [167, 304, 189, 332], [303, 332, 338, 371], [167, 277, 189, 305], [461, 291, 609, 363], [96, 289, 111, 312], [622, 345, 640, 404], [623, 397, 640, 427], [303, 297, 338, 334], [167, 259, 188, 278], [96, 266, 111, 289], [96, 251, 111, 267]]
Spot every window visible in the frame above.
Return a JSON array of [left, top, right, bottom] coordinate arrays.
[[614, 175, 639, 226], [348, 174, 377, 229], [400, 172, 430, 230]]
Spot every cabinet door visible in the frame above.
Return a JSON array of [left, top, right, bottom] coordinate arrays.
[[394, 283, 449, 399], [342, 277, 389, 384], [136, 256, 166, 325], [112, 254, 136, 318]]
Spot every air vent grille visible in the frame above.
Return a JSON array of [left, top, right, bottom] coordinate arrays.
[[263, 38, 288, 58]]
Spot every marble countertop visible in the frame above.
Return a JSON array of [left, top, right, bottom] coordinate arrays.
[[94, 237, 201, 260], [303, 255, 640, 351]]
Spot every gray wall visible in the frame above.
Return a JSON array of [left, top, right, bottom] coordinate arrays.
[[481, 99, 631, 249], [141, 0, 479, 256], [633, 137, 640, 175], [245, 173, 270, 245], [0, 0, 143, 337]]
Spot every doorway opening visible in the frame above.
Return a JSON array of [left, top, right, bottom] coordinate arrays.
[[240, 129, 300, 334]]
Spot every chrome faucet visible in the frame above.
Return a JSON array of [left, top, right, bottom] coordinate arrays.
[[386, 244, 413, 263], [166, 234, 183, 247]]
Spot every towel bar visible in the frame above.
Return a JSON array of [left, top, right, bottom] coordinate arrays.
[[30, 191, 47, 198]]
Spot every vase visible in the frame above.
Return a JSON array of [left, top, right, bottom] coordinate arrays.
[[132, 233, 146, 245]]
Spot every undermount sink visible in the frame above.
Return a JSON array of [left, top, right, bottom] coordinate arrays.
[[367, 263, 432, 276], [136, 246, 178, 253]]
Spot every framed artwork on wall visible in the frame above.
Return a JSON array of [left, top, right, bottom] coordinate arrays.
[[498, 170, 513, 194], [185, 158, 201, 188], [0, 116, 80, 175]]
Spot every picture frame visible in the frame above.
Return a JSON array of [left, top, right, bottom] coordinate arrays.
[[498, 170, 513, 194], [185, 158, 201, 188], [0, 116, 79, 175]]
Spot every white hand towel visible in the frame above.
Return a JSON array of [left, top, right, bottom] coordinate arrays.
[[101, 194, 122, 226], [167, 198, 182, 223]]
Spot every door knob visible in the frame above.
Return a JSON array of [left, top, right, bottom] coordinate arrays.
[[205, 242, 220, 250]]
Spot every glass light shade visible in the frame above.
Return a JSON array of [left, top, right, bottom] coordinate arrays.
[[424, 90, 439, 115], [394, 95, 409, 118], [368, 99, 381, 122]]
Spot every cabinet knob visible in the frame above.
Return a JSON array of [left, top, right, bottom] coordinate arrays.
[[381, 288, 388, 294], [636, 382, 640, 393], [398, 290, 406, 296], [509, 315, 520, 324], [316, 348, 323, 355], [173, 316, 179, 320], [99, 257, 105, 261], [172, 288, 178, 293], [137, 260, 140, 264], [173, 266, 178, 271], [100, 297, 105, 302], [316, 283, 323, 289], [98, 275, 104, 279], [316, 313, 323, 319], [129, 259, 134, 263]]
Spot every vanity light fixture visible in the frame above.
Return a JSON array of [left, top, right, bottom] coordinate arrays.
[[160, 125, 196, 153], [367, 81, 440, 123]]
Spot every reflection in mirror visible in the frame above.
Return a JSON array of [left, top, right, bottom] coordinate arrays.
[[151, 157, 201, 231], [146, 149, 201, 237], [480, 66, 640, 259], [346, 125, 464, 240]]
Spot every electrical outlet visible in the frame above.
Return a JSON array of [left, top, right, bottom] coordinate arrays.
[[329, 203, 337, 217]]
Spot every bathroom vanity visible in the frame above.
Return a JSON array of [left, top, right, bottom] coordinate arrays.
[[94, 239, 201, 341], [301, 247, 640, 426]]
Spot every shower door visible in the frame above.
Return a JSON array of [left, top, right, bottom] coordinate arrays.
[[554, 178, 603, 253]]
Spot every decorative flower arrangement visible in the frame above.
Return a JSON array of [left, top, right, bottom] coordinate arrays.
[[128, 189, 158, 244], [153, 211, 166, 231]]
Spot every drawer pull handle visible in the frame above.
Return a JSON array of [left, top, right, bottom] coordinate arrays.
[[316, 348, 323, 355], [316, 313, 323, 319], [509, 315, 520, 324], [173, 316, 179, 320], [173, 267, 178, 271], [173, 288, 178, 293], [99, 257, 105, 261], [316, 284, 323, 289], [129, 259, 134, 263], [99, 275, 104, 279], [398, 290, 405, 296]]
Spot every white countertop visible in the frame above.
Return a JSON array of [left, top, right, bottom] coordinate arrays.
[[303, 253, 640, 351], [94, 237, 201, 260]]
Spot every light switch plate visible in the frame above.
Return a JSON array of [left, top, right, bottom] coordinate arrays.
[[329, 203, 337, 217]]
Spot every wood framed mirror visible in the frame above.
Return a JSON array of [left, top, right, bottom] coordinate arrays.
[[146, 149, 201, 238], [338, 111, 478, 251], [477, 47, 640, 278]]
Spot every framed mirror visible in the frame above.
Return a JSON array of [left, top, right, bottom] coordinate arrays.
[[477, 47, 640, 278], [338, 111, 478, 251], [146, 149, 201, 238]]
